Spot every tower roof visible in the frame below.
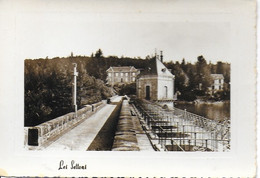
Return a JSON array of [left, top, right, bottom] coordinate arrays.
[[138, 57, 158, 76], [137, 57, 174, 78]]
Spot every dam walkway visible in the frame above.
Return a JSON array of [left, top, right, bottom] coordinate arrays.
[[25, 96, 153, 151], [25, 96, 230, 152]]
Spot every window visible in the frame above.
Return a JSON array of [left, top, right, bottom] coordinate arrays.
[[125, 78, 128, 82], [121, 78, 123, 82], [115, 73, 119, 77], [121, 73, 124, 77], [132, 73, 135, 76], [132, 77, 135, 82], [125, 73, 128, 76], [164, 86, 168, 98], [108, 73, 111, 77]]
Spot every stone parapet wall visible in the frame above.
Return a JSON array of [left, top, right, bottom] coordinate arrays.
[[24, 100, 106, 147], [137, 78, 158, 100], [112, 100, 139, 151]]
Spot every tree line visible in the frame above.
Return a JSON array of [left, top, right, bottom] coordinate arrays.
[[25, 49, 230, 126], [25, 53, 114, 126], [165, 56, 230, 101]]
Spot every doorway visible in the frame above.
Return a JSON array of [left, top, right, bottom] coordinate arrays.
[[145, 86, 150, 100]]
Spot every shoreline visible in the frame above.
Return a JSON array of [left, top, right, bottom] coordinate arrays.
[[175, 99, 230, 105]]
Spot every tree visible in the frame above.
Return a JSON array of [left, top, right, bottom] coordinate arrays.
[[195, 55, 212, 91], [95, 49, 103, 58], [185, 63, 197, 89], [118, 83, 136, 96], [216, 61, 224, 74], [145, 55, 151, 60], [163, 56, 230, 101], [24, 55, 114, 126], [181, 58, 189, 73], [209, 62, 216, 74]]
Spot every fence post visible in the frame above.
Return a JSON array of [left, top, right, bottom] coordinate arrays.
[[171, 127, 173, 140], [211, 132, 214, 150], [161, 129, 163, 148], [158, 127, 161, 145], [164, 130, 166, 149], [215, 131, 218, 151], [194, 132, 197, 146], [179, 138, 181, 151], [147, 114, 149, 127], [223, 139, 225, 152], [183, 125, 185, 145]]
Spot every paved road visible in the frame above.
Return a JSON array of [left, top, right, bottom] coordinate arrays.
[[45, 96, 121, 151]]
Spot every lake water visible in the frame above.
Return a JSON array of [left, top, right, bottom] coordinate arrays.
[[174, 101, 230, 121]]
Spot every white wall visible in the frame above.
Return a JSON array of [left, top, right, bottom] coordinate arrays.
[[157, 77, 174, 100]]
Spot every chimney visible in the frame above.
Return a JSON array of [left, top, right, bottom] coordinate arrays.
[[160, 51, 163, 62]]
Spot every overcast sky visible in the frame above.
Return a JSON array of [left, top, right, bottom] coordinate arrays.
[[14, 1, 232, 64]]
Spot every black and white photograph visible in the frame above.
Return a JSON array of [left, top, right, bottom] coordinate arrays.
[[0, 0, 257, 177], [24, 39, 231, 152]]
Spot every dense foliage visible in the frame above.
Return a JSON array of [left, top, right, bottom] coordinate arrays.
[[165, 56, 230, 101], [25, 53, 113, 126], [25, 49, 230, 126], [116, 83, 136, 96]]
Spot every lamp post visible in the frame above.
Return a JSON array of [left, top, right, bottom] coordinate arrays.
[[72, 63, 78, 118]]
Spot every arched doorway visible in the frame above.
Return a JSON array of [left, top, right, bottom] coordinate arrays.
[[145, 86, 150, 100]]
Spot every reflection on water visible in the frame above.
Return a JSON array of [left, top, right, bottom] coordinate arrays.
[[175, 101, 230, 121]]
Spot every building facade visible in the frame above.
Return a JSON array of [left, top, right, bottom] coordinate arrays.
[[136, 53, 176, 107], [106, 66, 140, 86], [209, 74, 224, 93]]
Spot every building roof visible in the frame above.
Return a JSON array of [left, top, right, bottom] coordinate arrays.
[[211, 74, 224, 80], [137, 57, 174, 78], [106, 66, 139, 72], [138, 57, 158, 76]]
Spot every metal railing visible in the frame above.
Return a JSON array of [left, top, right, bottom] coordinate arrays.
[[132, 99, 230, 152]]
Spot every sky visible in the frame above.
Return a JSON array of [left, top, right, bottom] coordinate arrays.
[[14, 1, 232, 64]]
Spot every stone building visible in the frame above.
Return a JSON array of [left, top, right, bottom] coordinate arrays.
[[209, 74, 224, 93], [136, 52, 176, 107], [106, 66, 140, 86]]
